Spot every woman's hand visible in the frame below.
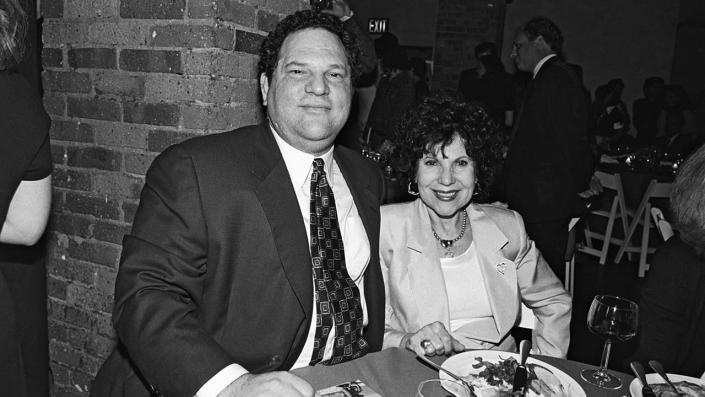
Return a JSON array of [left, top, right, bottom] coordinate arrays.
[[400, 322, 466, 356]]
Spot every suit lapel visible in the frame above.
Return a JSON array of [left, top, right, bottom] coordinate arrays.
[[467, 205, 519, 341], [334, 149, 385, 349], [251, 125, 313, 319]]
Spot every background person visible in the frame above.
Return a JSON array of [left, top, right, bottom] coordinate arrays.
[[0, 0, 52, 395], [91, 10, 385, 397], [629, 144, 705, 377], [501, 17, 593, 281], [380, 96, 571, 358]]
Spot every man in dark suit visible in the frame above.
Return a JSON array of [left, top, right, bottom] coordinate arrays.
[[501, 17, 592, 281], [91, 9, 385, 397]]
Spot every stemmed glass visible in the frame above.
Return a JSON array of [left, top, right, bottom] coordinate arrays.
[[580, 295, 639, 389]]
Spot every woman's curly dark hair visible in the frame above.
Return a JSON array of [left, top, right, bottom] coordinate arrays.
[[257, 10, 361, 83], [0, 0, 27, 71], [391, 95, 505, 203]]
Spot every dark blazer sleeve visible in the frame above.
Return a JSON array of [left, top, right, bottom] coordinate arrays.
[[630, 237, 702, 371], [113, 144, 232, 397]]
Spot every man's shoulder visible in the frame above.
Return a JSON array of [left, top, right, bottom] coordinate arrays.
[[175, 124, 265, 152], [151, 124, 268, 171]]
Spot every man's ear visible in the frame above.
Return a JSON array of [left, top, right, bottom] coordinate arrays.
[[533, 35, 552, 52], [260, 73, 270, 106]]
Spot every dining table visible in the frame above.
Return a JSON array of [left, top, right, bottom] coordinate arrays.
[[292, 347, 635, 397]]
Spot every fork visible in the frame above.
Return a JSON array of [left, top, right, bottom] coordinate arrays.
[[648, 360, 684, 396], [416, 353, 477, 397]]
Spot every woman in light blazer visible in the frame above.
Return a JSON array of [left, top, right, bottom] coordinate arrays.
[[381, 96, 571, 358]]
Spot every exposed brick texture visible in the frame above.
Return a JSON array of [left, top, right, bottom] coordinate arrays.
[[234, 29, 266, 55], [119, 49, 182, 74], [42, 1, 307, 395], [43, 48, 64, 68], [431, 0, 505, 91], [68, 48, 117, 69], [119, 0, 185, 19]]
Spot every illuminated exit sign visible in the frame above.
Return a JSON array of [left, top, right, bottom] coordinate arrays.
[[368, 18, 389, 34]]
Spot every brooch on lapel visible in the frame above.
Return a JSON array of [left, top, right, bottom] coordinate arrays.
[[497, 262, 508, 275]]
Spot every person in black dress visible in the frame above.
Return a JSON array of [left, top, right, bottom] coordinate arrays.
[[0, 0, 53, 395]]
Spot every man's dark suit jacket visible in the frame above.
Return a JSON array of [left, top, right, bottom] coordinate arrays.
[[91, 124, 386, 397], [630, 236, 705, 377], [502, 57, 592, 223]]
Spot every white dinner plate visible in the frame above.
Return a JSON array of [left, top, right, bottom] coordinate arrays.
[[440, 350, 586, 397], [629, 373, 705, 397]]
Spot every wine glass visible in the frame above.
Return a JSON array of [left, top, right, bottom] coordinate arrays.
[[580, 295, 638, 389]]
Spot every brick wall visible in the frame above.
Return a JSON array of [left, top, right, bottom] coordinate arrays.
[[41, 1, 307, 395], [431, 0, 505, 92]]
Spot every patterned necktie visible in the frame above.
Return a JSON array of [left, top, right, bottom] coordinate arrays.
[[309, 158, 368, 365]]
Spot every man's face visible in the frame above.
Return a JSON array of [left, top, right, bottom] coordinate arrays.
[[511, 32, 540, 72], [260, 28, 353, 155]]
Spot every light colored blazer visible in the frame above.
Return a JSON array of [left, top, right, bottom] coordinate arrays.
[[380, 199, 572, 358]]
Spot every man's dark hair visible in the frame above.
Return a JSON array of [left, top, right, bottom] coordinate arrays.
[[522, 16, 563, 55], [474, 42, 497, 58], [257, 10, 361, 82], [0, 0, 27, 71], [643, 76, 664, 90]]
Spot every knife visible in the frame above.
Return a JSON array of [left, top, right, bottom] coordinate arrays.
[[512, 339, 531, 393], [629, 361, 656, 397]]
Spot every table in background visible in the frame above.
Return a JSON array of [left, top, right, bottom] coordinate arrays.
[[293, 348, 634, 397]]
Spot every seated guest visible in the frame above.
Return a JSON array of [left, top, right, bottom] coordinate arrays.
[[630, 144, 705, 377], [92, 9, 385, 397], [654, 111, 698, 160], [380, 96, 572, 358], [632, 76, 665, 147], [592, 78, 632, 152], [656, 84, 697, 139]]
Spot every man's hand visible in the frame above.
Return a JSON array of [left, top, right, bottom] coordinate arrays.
[[322, 0, 352, 20], [400, 321, 465, 357], [219, 372, 316, 397]]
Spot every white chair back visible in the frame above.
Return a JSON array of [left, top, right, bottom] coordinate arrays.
[[651, 207, 674, 241]]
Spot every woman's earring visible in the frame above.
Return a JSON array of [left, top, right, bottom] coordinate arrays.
[[407, 181, 419, 196]]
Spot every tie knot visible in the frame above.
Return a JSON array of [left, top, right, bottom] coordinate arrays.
[[313, 158, 325, 173]]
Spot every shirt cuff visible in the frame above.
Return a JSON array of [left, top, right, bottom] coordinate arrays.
[[195, 364, 249, 397], [340, 10, 354, 22]]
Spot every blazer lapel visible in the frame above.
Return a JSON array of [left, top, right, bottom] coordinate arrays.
[[468, 205, 520, 342], [252, 126, 312, 319], [405, 200, 451, 330]]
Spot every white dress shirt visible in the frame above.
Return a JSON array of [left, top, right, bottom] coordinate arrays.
[[196, 127, 371, 396], [532, 53, 556, 78]]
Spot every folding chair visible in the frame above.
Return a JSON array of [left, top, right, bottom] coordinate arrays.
[[578, 171, 630, 264], [614, 179, 673, 277], [651, 207, 674, 242]]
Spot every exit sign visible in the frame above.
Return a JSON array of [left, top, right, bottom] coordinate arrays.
[[368, 18, 389, 34]]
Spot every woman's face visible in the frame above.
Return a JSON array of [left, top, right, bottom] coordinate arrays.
[[416, 135, 476, 219]]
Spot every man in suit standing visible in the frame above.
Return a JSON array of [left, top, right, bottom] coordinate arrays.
[[91, 9, 385, 397], [501, 17, 592, 281]]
